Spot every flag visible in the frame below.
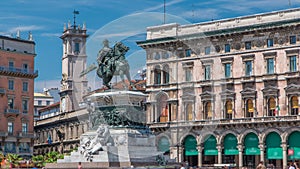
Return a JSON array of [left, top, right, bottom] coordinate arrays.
[[73, 10, 79, 15]]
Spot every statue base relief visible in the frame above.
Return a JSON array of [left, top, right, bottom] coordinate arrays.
[[46, 90, 172, 168]]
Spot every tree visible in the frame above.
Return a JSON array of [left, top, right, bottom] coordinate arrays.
[[6, 153, 23, 168]]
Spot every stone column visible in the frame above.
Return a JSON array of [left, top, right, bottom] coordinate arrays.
[[197, 146, 203, 167], [178, 146, 183, 162], [259, 143, 265, 163], [282, 143, 287, 168], [217, 145, 222, 164], [238, 144, 244, 168]]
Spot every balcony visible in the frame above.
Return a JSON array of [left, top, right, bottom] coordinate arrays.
[[149, 115, 300, 129], [0, 131, 6, 137], [0, 66, 38, 78], [4, 108, 20, 116], [17, 131, 35, 138], [0, 88, 5, 95]]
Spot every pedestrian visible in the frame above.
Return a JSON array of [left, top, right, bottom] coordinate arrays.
[[289, 162, 296, 169], [180, 163, 185, 169], [256, 161, 266, 169], [78, 162, 82, 169]]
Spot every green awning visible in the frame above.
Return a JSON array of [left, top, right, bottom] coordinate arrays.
[[204, 135, 217, 156], [289, 147, 300, 160], [266, 132, 281, 148], [184, 135, 198, 156], [289, 131, 300, 147], [204, 149, 218, 156], [244, 133, 259, 155], [225, 149, 239, 155], [224, 134, 238, 155], [245, 147, 260, 155], [158, 137, 170, 153], [267, 147, 283, 159]]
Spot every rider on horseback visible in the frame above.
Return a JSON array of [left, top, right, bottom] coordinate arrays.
[[97, 39, 113, 77]]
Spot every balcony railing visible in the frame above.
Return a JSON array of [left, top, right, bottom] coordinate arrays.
[[0, 66, 38, 77], [0, 88, 5, 95], [149, 115, 300, 128], [5, 108, 20, 115], [0, 131, 6, 137], [17, 131, 35, 138]]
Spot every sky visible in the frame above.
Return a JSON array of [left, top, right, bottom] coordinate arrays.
[[1, 0, 300, 92]]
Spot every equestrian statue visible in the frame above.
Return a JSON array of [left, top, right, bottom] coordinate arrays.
[[80, 39, 134, 89]]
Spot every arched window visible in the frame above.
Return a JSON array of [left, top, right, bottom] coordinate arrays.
[[186, 103, 193, 121], [204, 102, 212, 119], [157, 93, 168, 122], [246, 99, 254, 117], [163, 65, 169, 84], [154, 66, 161, 85], [225, 100, 233, 119], [268, 97, 276, 116], [291, 96, 299, 115]]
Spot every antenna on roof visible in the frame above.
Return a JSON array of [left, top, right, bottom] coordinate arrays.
[[163, 0, 166, 24]]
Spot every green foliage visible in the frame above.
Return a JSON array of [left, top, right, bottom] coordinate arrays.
[[6, 153, 23, 167], [32, 155, 45, 167], [44, 151, 64, 163]]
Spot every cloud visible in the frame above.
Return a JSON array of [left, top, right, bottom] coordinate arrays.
[[141, 0, 184, 12], [93, 30, 142, 39], [40, 33, 61, 38], [180, 8, 220, 21], [35, 79, 61, 92], [8, 25, 44, 33]]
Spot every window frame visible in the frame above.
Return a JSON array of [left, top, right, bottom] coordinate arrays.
[[267, 58, 275, 74], [8, 80, 14, 90], [224, 63, 231, 78], [290, 35, 297, 44], [245, 41, 252, 50], [225, 44, 231, 53], [289, 55, 297, 72], [267, 39, 274, 48], [205, 46, 211, 55]]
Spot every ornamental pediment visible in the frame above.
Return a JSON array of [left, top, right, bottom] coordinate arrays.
[[284, 84, 300, 94]]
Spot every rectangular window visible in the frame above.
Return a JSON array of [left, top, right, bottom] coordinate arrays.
[[225, 44, 231, 53], [74, 42, 80, 52], [8, 98, 14, 109], [185, 69, 192, 82], [22, 123, 28, 133], [22, 82, 28, 92], [22, 64, 28, 73], [290, 55, 297, 72], [245, 41, 251, 50], [46, 100, 50, 105], [185, 49, 191, 57], [204, 65, 211, 80], [290, 36, 297, 44], [22, 100, 28, 113], [8, 122, 13, 134], [9, 61, 14, 70], [205, 46, 210, 55], [38, 100, 42, 106], [8, 80, 14, 90], [245, 61, 252, 76], [267, 58, 274, 74], [267, 39, 274, 47], [224, 63, 231, 78]]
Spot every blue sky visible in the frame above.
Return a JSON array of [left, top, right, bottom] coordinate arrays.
[[1, 0, 300, 92]]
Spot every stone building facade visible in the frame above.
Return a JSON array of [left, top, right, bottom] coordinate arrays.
[[34, 20, 90, 155], [0, 33, 37, 158], [137, 8, 300, 168]]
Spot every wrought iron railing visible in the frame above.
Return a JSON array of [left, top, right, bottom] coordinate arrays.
[[0, 66, 38, 76]]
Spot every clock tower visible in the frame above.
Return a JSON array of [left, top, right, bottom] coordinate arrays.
[[59, 15, 88, 113]]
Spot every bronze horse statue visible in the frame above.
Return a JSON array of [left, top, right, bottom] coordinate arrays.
[[80, 41, 134, 89]]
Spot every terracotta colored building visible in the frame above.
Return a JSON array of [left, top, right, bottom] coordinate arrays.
[[0, 34, 37, 158]]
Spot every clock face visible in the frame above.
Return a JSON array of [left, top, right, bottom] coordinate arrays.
[[61, 98, 66, 112]]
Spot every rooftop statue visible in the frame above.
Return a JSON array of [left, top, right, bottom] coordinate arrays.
[[80, 39, 134, 89]]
